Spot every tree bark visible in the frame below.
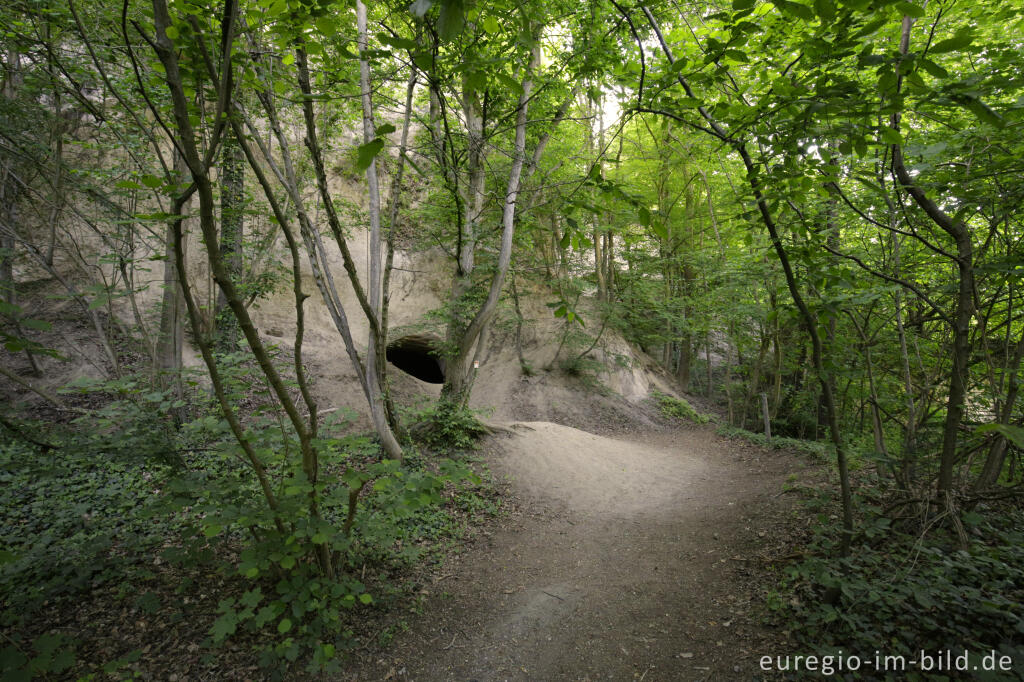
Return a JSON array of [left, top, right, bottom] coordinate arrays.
[[890, 14, 974, 498], [440, 37, 541, 406], [215, 127, 244, 353], [356, 0, 403, 459]]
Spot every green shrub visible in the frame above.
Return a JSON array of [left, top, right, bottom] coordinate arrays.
[[1, 367, 485, 678], [558, 353, 604, 379], [410, 402, 489, 452], [653, 390, 710, 424], [766, 502, 1024, 681], [715, 423, 832, 459]]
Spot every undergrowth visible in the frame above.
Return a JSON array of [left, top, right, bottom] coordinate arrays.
[[0, 366, 500, 680], [716, 423, 833, 460], [407, 401, 489, 452], [653, 390, 711, 424], [765, 490, 1024, 681]]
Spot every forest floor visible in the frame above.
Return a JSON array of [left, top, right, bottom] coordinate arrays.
[[345, 419, 823, 681]]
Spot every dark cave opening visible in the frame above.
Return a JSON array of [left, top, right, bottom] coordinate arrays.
[[386, 335, 446, 384]]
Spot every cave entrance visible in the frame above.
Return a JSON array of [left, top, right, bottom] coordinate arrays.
[[386, 334, 446, 384]]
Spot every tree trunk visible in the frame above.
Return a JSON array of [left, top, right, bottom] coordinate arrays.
[[974, 328, 1024, 489], [356, 0, 403, 460], [156, 196, 186, 398], [440, 37, 540, 407], [150, 0, 334, 576], [215, 127, 245, 353], [890, 12, 974, 501], [1, 47, 42, 377]]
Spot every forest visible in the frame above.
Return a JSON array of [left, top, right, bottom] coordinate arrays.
[[1, 0, 1022, 678]]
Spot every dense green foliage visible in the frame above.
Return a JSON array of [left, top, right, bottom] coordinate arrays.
[[654, 390, 710, 424], [1, 0, 1022, 674], [769, 495, 1024, 680], [1, 367, 487, 678]]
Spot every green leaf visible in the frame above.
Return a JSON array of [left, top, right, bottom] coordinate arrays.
[[379, 34, 418, 50], [87, 294, 109, 311], [203, 524, 222, 538], [931, 32, 973, 54], [376, 123, 397, 135], [135, 592, 161, 614], [280, 555, 296, 569], [282, 53, 295, 66], [356, 138, 385, 171], [315, 16, 338, 36], [650, 218, 668, 241], [0, 300, 21, 316], [852, 175, 889, 200], [812, 0, 834, 20], [412, 51, 433, 71], [676, 96, 702, 107], [1, 646, 29, 675], [21, 318, 51, 332], [878, 127, 902, 145], [253, 606, 277, 627], [240, 589, 263, 609], [894, 1, 924, 17], [140, 174, 163, 188], [164, 25, 179, 40], [963, 97, 1005, 128], [495, 72, 525, 97], [732, 0, 755, 9], [277, 618, 293, 634], [977, 423, 1024, 449], [917, 58, 949, 79], [482, 15, 499, 33], [853, 135, 867, 157], [409, 0, 432, 19], [773, 0, 814, 21], [358, 593, 373, 604], [210, 613, 237, 641], [437, 0, 465, 41]]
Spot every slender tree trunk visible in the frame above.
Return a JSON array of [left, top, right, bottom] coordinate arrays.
[[510, 275, 528, 372], [705, 330, 714, 398], [590, 90, 607, 302], [974, 328, 1024, 489], [1, 47, 42, 377], [156, 153, 187, 404], [379, 65, 419, 439], [890, 12, 975, 501], [215, 127, 245, 352], [356, 0, 403, 459], [286, 44, 404, 460], [640, 6, 854, 554], [440, 37, 541, 406], [891, 235, 918, 486], [151, 0, 334, 576]]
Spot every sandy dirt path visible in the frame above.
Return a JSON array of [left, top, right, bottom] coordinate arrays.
[[348, 421, 809, 681]]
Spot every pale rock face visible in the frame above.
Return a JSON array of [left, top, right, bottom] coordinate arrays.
[[251, 228, 678, 424], [89, 200, 677, 426]]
